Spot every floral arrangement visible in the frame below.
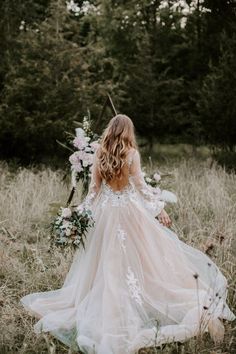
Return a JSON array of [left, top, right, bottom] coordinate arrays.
[[143, 170, 177, 203], [143, 171, 161, 188], [68, 116, 99, 195], [50, 115, 98, 251], [50, 205, 95, 249]]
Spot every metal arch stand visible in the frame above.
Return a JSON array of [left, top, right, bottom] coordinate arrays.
[[65, 94, 117, 207]]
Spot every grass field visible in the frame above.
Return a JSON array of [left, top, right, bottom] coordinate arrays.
[[0, 155, 235, 354]]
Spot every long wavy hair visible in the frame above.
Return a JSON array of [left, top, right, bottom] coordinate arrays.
[[98, 114, 137, 182]]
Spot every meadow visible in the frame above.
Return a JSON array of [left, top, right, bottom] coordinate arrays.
[[0, 152, 235, 354]]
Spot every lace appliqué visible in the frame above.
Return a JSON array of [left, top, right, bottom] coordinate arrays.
[[135, 179, 164, 216], [117, 226, 127, 253], [101, 182, 136, 208], [83, 182, 97, 208], [126, 266, 143, 306]]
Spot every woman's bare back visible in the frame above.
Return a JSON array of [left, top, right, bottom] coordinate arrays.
[[105, 148, 135, 192]]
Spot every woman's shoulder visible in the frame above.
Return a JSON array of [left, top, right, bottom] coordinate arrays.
[[127, 148, 139, 166], [129, 147, 139, 158], [128, 147, 138, 155]]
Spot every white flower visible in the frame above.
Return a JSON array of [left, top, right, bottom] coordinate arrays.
[[61, 208, 72, 219], [152, 186, 161, 196], [90, 141, 99, 151], [76, 204, 84, 214], [66, 0, 80, 14], [145, 177, 152, 183], [82, 159, 89, 167], [73, 136, 89, 150], [84, 146, 92, 152], [65, 228, 72, 236], [72, 162, 83, 173], [75, 127, 85, 137], [153, 173, 161, 182], [83, 116, 90, 131], [60, 220, 70, 229], [81, 152, 93, 167]]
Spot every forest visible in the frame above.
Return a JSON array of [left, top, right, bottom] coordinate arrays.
[[1, 2, 236, 353], [0, 0, 236, 165]]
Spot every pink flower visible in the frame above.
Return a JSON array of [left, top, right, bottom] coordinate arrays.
[[87, 153, 94, 164], [84, 146, 92, 152], [90, 141, 100, 151], [69, 152, 80, 165], [61, 208, 72, 218], [72, 162, 83, 173], [82, 159, 89, 168], [76, 204, 84, 214], [81, 152, 93, 167], [65, 229, 72, 236], [73, 136, 89, 150], [153, 173, 161, 182]]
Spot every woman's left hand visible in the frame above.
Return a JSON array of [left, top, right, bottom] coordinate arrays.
[[157, 209, 172, 227]]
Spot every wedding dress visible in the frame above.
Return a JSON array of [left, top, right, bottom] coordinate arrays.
[[21, 149, 235, 354]]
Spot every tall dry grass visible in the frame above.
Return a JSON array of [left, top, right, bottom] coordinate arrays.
[[0, 159, 235, 354]]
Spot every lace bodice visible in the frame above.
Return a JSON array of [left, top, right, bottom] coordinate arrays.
[[100, 178, 136, 207], [79, 149, 165, 216]]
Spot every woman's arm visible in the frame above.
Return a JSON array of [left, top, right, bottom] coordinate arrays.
[[78, 150, 102, 210], [130, 149, 171, 227]]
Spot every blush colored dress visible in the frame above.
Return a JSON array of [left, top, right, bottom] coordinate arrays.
[[21, 149, 235, 354]]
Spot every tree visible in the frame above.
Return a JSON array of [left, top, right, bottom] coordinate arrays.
[[197, 34, 236, 150]]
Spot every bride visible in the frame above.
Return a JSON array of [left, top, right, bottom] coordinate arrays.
[[21, 114, 235, 354]]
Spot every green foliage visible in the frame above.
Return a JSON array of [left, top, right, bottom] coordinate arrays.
[[0, 0, 235, 163], [197, 34, 236, 150], [0, 1, 119, 163]]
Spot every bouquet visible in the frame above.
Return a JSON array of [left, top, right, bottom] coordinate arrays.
[[143, 171, 161, 188], [143, 170, 177, 203], [50, 205, 95, 250], [50, 115, 98, 251]]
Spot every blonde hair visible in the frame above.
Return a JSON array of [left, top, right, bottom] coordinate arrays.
[[98, 114, 137, 182]]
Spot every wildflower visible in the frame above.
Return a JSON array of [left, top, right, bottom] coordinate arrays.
[[61, 208, 72, 219], [153, 173, 161, 182], [69, 152, 80, 165], [90, 141, 99, 151], [75, 127, 85, 137], [72, 163, 83, 173], [73, 136, 89, 150]]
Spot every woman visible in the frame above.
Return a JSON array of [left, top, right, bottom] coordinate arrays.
[[21, 114, 235, 354]]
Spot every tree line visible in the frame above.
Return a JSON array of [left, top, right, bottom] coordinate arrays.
[[0, 0, 235, 164]]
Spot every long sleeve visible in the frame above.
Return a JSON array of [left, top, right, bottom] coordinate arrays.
[[78, 150, 102, 210], [129, 150, 165, 217]]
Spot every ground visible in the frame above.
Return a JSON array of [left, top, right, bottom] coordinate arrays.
[[0, 149, 235, 353]]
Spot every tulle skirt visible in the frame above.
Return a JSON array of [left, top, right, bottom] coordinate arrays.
[[21, 190, 235, 354]]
